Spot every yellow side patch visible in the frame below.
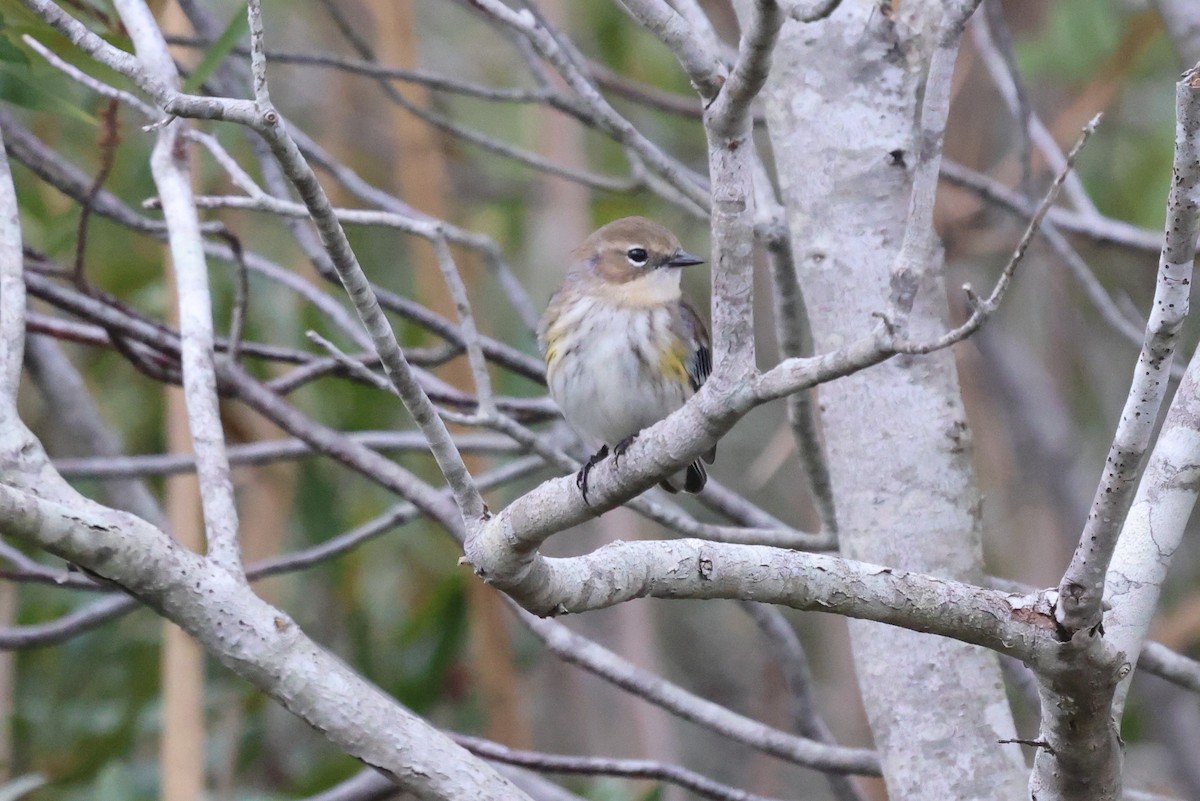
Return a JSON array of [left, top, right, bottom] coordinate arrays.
[[543, 326, 564, 373], [659, 344, 689, 385]]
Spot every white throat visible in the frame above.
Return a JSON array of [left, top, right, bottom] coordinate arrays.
[[597, 268, 682, 307]]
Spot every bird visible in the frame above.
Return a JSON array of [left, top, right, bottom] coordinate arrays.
[[538, 216, 715, 503]]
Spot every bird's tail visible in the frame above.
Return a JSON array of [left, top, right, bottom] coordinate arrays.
[[658, 447, 715, 494]]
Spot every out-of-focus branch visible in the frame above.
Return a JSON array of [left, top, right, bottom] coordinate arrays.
[[247, 456, 544, 581], [1141, 642, 1200, 694], [758, 219, 837, 537], [751, 148, 837, 538], [303, 764, 586, 801], [455, 733, 791, 801], [466, 0, 710, 209], [25, 336, 165, 527], [896, 118, 1098, 355], [940, 160, 1165, 364], [167, 35, 552, 103], [971, 5, 1097, 215], [1153, 0, 1200, 67], [940, 159, 1163, 252], [514, 604, 881, 774], [301, 770, 398, 801], [740, 602, 865, 801], [0, 595, 138, 650], [53, 431, 524, 478], [1056, 64, 1200, 634]]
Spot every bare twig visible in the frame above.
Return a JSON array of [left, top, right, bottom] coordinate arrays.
[[888, 0, 984, 324], [431, 236, 493, 413], [897, 117, 1100, 355], [238, 0, 485, 522], [1056, 65, 1200, 634], [514, 604, 882, 775], [740, 602, 866, 801], [53, 431, 524, 479], [0, 119, 25, 404], [71, 97, 121, 283], [756, 199, 837, 537], [970, 8, 1099, 216], [114, 0, 244, 576], [219, 230, 249, 364], [976, 0, 1034, 199], [0, 595, 138, 650], [1141, 641, 1200, 695], [454, 734, 791, 801], [466, 0, 710, 209]]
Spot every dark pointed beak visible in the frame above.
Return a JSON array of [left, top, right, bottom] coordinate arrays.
[[667, 249, 705, 268]]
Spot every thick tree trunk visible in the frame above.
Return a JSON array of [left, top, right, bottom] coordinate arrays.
[[764, 3, 1027, 798]]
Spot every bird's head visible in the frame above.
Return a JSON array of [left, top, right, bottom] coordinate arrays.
[[572, 217, 705, 291]]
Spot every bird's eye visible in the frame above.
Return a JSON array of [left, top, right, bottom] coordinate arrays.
[[626, 247, 649, 267]]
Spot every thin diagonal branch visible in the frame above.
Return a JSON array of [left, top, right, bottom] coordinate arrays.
[[1056, 63, 1200, 633], [896, 116, 1099, 355], [513, 603, 881, 775], [241, 0, 485, 521], [740, 602, 865, 801], [454, 734, 792, 801]]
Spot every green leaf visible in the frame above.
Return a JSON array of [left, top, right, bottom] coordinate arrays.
[[0, 36, 28, 65], [182, 3, 248, 93], [92, 763, 136, 801], [0, 64, 96, 125]]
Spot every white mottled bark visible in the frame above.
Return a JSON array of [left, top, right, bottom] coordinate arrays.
[[1106, 346, 1200, 715], [763, 3, 1026, 797], [0, 420, 530, 801]]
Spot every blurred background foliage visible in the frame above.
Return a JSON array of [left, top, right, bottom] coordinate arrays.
[[0, 0, 1196, 799]]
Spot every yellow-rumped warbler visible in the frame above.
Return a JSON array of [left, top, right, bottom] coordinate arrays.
[[538, 216, 715, 501]]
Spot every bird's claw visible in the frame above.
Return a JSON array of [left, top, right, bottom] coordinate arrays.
[[612, 434, 638, 467], [576, 444, 609, 505]]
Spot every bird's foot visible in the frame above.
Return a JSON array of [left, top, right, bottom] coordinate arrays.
[[612, 434, 638, 467], [575, 444, 610, 505]]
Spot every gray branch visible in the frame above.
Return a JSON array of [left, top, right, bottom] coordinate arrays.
[[1056, 64, 1200, 634], [113, 0, 244, 575]]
